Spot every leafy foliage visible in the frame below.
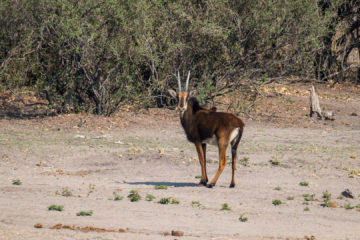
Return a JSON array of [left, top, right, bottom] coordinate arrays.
[[12, 179, 22, 185], [48, 205, 64, 211], [76, 210, 93, 216], [272, 199, 282, 206], [0, 0, 357, 115], [128, 190, 141, 202], [221, 203, 232, 210], [158, 197, 179, 205]]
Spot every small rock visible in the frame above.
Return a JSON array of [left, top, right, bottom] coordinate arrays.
[[163, 232, 170, 236], [93, 134, 111, 139], [119, 228, 126, 232], [337, 195, 344, 200], [341, 189, 354, 198], [74, 135, 85, 139], [171, 230, 184, 237], [115, 140, 124, 144], [329, 201, 337, 208], [34, 223, 43, 228], [350, 112, 358, 116]]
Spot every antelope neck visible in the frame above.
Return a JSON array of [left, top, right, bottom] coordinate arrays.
[[180, 104, 194, 140]]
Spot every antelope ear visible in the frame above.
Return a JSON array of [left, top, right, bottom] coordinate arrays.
[[189, 90, 197, 97], [168, 89, 177, 98]]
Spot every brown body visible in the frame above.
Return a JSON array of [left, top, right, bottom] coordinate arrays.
[[179, 97, 244, 187], [169, 71, 244, 188]]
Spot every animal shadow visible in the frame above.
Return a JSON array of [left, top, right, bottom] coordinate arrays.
[[120, 181, 198, 188]]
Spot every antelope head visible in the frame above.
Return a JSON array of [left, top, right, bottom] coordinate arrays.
[[168, 71, 196, 116]]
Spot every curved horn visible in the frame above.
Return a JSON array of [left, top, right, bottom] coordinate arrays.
[[185, 71, 191, 93], [177, 70, 182, 92]]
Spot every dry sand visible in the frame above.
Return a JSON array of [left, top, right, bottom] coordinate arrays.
[[1, 109, 360, 240]]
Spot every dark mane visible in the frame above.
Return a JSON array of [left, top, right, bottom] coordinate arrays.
[[188, 97, 216, 113]]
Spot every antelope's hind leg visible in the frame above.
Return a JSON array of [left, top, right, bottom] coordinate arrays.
[[195, 142, 208, 186], [230, 129, 243, 188]]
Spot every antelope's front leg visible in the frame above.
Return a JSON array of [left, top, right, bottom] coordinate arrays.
[[195, 142, 208, 186], [207, 142, 228, 188]]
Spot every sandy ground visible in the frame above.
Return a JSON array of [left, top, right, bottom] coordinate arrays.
[[1, 107, 360, 240]]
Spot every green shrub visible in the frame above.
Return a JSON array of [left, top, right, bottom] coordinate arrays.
[[128, 190, 141, 202], [61, 188, 72, 197], [12, 179, 22, 185], [221, 203, 232, 210], [146, 194, 155, 201], [158, 197, 179, 205], [76, 210, 93, 216], [303, 194, 315, 201], [272, 200, 282, 206], [299, 181, 309, 187], [322, 191, 331, 201], [239, 215, 248, 222], [48, 205, 64, 211]]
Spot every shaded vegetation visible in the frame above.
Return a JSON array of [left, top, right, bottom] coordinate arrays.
[[0, 0, 359, 115]]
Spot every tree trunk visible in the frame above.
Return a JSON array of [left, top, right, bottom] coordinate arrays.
[[310, 85, 323, 119]]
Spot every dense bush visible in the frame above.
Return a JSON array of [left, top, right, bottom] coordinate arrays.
[[0, 0, 358, 115]]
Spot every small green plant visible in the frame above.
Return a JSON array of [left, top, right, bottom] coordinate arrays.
[[270, 155, 280, 166], [356, 204, 360, 209], [114, 195, 123, 201], [158, 197, 179, 204], [304, 207, 310, 211], [344, 204, 354, 210], [195, 175, 201, 179], [287, 196, 294, 200], [76, 210, 93, 216], [221, 203, 232, 210], [239, 215, 248, 222], [87, 184, 95, 197], [170, 198, 179, 204], [303, 194, 315, 201], [299, 181, 309, 187], [192, 201, 201, 207], [128, 190, 141, 202], [158, 198, 170, 204], [61, 188, 72, 197], [321, 201, 330, 207], [320, 191, 332, 207], [48, 205, 64, 211], [322, 191, 331, 201], [239, 157, 250, 167], [146, 194, 155, 201], [273, 186, 281, 191], [112, 192, 123, 201], [272, 199, 282, 206], [154, 185, 168, 190], [12, 179, 22, 185]]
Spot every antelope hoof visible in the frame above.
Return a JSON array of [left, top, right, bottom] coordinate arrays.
[[229, 183, 236, 188], [198, 179, 208, 186], [206, 183, 215, 188]]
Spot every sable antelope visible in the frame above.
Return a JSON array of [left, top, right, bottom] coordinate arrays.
[[168, 71, 245, 188]]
